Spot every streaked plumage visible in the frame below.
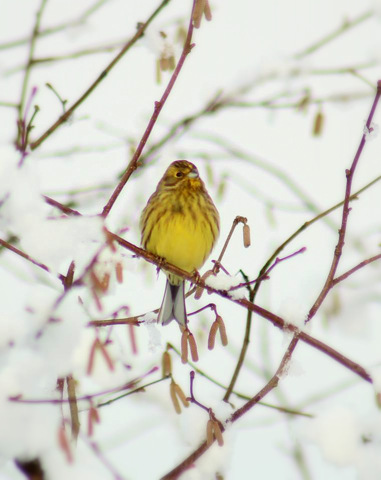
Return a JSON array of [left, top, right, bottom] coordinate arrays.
[[140, 160, 219, 326]]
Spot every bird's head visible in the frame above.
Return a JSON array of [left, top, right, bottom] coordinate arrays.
[[160, 160, 202, 189]]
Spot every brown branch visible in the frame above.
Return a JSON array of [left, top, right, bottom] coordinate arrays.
[[43, 195, 81, 216], [30, 0, 172, 150], [101, 0, 197, 218], [0, 238, 50, 273], [307, 80, 381, 322], [111, 232, 371, 383]]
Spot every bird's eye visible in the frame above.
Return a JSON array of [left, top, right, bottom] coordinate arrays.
[[175, 171, 183, 178]]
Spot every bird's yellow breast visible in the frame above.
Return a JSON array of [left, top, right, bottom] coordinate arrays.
[[146, 209, 214, 274]]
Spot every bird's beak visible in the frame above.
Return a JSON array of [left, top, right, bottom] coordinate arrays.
[[188, 168, 199, 178]]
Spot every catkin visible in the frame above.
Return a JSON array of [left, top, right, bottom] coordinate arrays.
[[170, 382, 181, 414], [217, 316, 228, 346], [213, 421, 224, 446], [162, 351, 172, 377], [243, 224, 251, 248], [115, 262, 123, 283], [206, 419, 214, 446], [204, 0, 212, 21], [174, 384, 190, 408], [313, 110, 324, 136], [187, 333, 199, 362], [192, 0, 207, 28], [208, 321, 219, 350], [181, 330, 188, 364], [99, 273, 110, 293]]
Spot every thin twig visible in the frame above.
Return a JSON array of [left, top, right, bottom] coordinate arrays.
[[96, 375, 169, 408], [43, 195, 81, 216], [332, 253, 381, 286], [223, 271, 254, 403], [0, 238, 50, 272], [188, 371, 209, 413]]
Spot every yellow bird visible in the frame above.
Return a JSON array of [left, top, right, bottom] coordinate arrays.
[[140, 160, 220, 326]]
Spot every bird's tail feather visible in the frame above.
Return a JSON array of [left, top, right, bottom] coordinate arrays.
[[158, 280, 186, 326]]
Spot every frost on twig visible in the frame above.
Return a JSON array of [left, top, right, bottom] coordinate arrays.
[[363, 121, 379, 141]]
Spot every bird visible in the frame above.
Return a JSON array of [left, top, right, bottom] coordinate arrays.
[[140, 160, 220, 326]]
